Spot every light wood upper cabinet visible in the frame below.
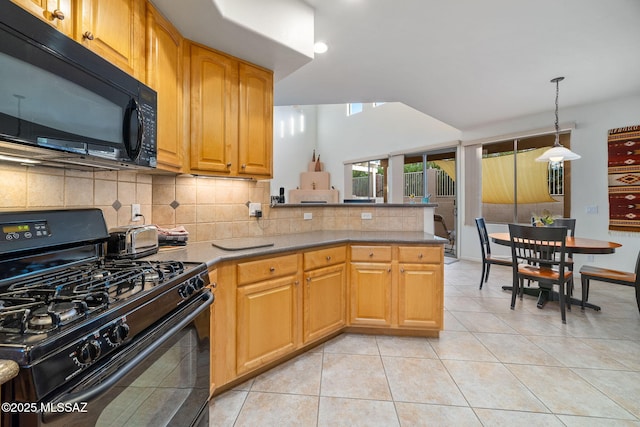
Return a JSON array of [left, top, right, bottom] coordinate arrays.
[[12, 0, 73, 36], [189, 44, 238, 175], [189, 44, 273, 178], [238, 63, 273, 178], [146, 4, 186, 172], [76, 0, 145, 79]]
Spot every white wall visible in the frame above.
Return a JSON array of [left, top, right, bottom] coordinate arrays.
[[272, 105, 318, 200], [315, 103, 461, 200], [273, 95, 640, 271], [459, 93, 640, 271]]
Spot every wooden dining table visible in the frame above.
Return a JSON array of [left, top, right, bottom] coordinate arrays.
[[488, 232, 622, 310]]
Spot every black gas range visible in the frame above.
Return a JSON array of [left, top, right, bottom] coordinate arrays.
[[0, 209, 212, 427]]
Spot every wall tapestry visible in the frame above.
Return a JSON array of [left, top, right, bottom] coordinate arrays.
[[607, 125, 640, 232]]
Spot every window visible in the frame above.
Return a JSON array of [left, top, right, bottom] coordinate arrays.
[[347, 103, 363, 116], [350, 160, 386, 199], [479, 133, 570, 224]]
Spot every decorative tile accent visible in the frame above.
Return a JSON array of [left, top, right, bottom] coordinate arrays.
[[170, 200, 180, 210], [112, 200, 122, 211]]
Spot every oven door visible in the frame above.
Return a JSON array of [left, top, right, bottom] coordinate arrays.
[[35, 290, 212, 427]]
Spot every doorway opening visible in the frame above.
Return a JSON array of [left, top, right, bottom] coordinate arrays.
[[404, 148, 457, 257]]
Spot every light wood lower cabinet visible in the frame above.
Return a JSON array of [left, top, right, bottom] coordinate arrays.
[[349, 244, 443, 330], [349, 263, 392, 326], [210, 242, 443, 395], [236, 274, 300, 375], [304, 263, 346, 343], [398, 263, 443, 328]]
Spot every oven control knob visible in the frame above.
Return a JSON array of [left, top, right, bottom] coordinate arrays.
[[179, 283, 195, 299], [76, 340, 101, 365], [108, 323, 130, 345], [192, 275, 205, 290]]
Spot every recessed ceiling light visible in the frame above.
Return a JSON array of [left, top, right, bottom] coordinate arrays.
[[314, 41, 328, 54]]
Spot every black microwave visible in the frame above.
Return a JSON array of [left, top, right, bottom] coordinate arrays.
[[0, 2, 157, 170]]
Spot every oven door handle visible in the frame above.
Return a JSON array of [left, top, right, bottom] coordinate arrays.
[[43, 291, 212, 420]]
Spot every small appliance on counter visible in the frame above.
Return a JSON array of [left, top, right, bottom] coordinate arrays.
[[107, 224, 159, 259]]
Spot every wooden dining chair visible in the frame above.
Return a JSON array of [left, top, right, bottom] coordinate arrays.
[[579, 250, 640, 313], [551, 218, 576, 236], [475, 218, 512, 289], [508, 224, 573, 323], [550, 218, 576, 291]]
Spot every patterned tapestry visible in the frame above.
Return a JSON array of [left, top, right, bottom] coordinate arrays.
[[607, 125, 640, 232]]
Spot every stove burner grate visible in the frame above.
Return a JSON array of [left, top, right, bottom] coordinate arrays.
[[0, 260, 186, 335]]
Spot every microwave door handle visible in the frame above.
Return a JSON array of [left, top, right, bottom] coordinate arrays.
[[122, 98, 143, 161], [42, 291, 213, 422]]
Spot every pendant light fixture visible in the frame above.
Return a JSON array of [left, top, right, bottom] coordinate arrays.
[[535, 77, 581, 162]]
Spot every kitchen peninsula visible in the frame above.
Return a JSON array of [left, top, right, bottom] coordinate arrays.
[[149, 230, 446, 395]]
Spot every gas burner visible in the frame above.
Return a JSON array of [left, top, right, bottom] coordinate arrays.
[[26, 301, 87, 332]]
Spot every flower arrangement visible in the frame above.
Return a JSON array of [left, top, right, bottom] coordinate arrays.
[[531, 209, 556, 226]]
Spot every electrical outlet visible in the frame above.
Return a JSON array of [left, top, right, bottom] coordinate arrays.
[[249, 203, 262, 217], [303, 212, 312, 220], [131, 204, 141, 221], [361, 212, 373, 220]]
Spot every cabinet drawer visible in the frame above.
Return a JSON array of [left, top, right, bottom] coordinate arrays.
[[398, 246, 442, 264], [304, 246, 346, 270], [237, 254, 299, 285], [350, 245, 392, 262]]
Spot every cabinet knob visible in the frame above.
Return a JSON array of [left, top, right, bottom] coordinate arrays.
[[83, 31, 95, 41], [211, 282, 217, 288], [241, 164, 246, 169], [326, 256, 331, 261], [50, 9, 65, 20], [400, 268, 405, 273], [369, 252, 374, 257], [226, 162, 232, 168], [269, 267, 275, 272], [418, 253, 423, 259], [306, 277, 312, 282], [295, 280, 299, 286], [388, 268, 392, 273]]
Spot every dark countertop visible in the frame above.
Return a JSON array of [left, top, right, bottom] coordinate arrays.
[[148, 230, 446, 268], [271, 203, 438, 208]]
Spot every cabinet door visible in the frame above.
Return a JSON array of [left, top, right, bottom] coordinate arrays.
[[76, 0, 145, 78], [12, 0, 72, 36], [236, 275, 299, 374], [398, 264, 443, 329], [303, 264, 346, 343], [146, 4, 185, 172], [349, 263, 392, 326], [237, 63, 273, 178], [190, 44, 238, 175]]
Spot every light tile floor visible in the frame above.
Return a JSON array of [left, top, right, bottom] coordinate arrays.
[[209, 259, 640, 426]]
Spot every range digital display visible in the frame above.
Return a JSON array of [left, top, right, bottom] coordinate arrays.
[[3, 224, 30, 233]]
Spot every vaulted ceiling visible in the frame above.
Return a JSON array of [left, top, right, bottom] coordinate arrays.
[[153, 0, 640, 131]]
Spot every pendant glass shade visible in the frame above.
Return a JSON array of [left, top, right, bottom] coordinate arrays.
[[535, 76, 580, 163], [535, 136, 582, 162]]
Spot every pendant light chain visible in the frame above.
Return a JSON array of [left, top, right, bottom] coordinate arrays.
[[554, 78, 560, 135]]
